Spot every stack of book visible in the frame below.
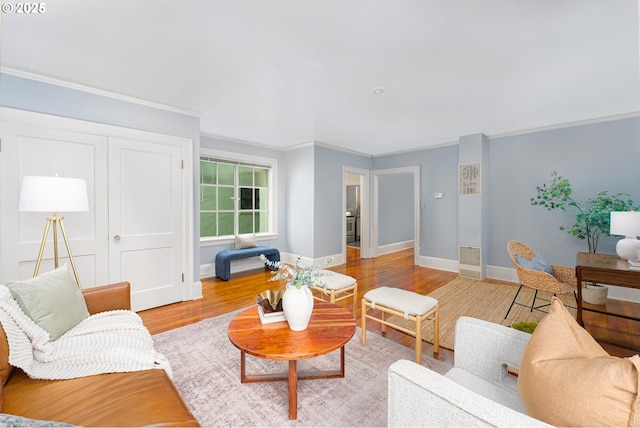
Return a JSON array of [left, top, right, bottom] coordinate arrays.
[[256, 289, 285, 324], [628, 258, 640, 271], [258, 305, 286, 324]]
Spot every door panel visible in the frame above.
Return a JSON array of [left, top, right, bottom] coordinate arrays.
[[108, 138, 184, 311], [0, 122, 108, 286]]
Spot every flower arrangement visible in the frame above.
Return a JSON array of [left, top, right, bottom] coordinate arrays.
[[259, 254, 331, 289]]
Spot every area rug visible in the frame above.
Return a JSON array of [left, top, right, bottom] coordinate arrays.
[[387, 277, 577, 351], [152, 309, 450, 427]]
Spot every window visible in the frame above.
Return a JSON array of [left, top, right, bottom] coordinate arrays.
[[200, 150, 277, 240]]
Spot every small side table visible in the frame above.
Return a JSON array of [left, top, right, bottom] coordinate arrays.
[[576, 252, 640, 326]]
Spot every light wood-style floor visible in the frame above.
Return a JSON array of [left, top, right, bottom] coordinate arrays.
[[139, 247, 640, 358]]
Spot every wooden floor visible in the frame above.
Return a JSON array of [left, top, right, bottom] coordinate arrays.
[[139, 247, 640, 358]]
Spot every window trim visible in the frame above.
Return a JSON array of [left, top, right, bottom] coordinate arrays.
[[199, 148, 278, 245]]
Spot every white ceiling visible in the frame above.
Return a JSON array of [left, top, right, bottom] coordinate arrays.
[[1, 0, 639, 156]]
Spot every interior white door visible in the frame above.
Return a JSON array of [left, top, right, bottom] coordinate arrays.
[[0, 121, 109, 286], [108, 137, 185, 311]]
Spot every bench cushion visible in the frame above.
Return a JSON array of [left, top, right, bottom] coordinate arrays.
[[314, 270, 356, 290], [363, 286, 437, 319], [215, 246, 280, 280]]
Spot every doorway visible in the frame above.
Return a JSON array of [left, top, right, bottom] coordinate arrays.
[[343, 167, 370, 262], [346, 174, 361, 248], [371, 166, 420, 266]]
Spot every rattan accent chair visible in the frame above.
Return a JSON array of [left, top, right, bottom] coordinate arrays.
[[505, 240, 577, 319]]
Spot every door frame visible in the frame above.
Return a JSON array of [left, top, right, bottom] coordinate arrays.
[[343, 166, 371, 260], [371, 166, 420, 265]]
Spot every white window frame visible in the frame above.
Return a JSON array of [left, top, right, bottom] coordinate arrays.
[[199, 148, 279, 246]]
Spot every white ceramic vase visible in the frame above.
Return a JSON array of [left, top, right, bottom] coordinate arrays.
[[282, 283, 314, 331]]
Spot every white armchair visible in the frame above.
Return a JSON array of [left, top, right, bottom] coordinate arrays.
[[388, 316, 552, 427]]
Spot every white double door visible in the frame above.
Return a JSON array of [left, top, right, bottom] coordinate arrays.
[[0, 111, 191, 311]]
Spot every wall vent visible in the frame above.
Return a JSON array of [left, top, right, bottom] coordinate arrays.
[[459, 162, 480, 195], [459, 245, 482, 279]]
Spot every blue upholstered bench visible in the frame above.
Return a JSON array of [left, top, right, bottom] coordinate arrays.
[[215, 246, 280, 280]]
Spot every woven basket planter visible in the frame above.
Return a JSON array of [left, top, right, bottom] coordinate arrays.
[[583, 284, 608, 305]]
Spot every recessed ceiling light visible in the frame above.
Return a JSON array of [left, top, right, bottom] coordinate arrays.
[[372, 87, 385, 95]]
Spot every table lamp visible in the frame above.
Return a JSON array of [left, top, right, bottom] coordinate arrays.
[[18, 175, 89, 288], [609, 211, 640, 260]]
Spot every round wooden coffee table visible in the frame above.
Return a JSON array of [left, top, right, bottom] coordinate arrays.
[[227, 300, 356, 420]]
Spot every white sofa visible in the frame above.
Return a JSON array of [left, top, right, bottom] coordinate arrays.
[[388, 316, 552, 427]]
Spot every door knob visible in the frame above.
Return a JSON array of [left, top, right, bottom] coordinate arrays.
[[114, 235, 120, 241]]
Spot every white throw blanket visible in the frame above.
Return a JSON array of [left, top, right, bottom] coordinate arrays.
[[0, 285, 171, 380]]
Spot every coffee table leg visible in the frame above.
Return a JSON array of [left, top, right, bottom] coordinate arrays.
[[240, 351, 246, 382], [288, 360, 298, 420], [239, 351, 343, 420]]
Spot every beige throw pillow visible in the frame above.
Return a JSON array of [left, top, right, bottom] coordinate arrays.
[[234, 233, 257, 249], [519, 297, 640, 427], [6, 264, 89, 341]]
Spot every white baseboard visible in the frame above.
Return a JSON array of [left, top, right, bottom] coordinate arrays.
[[280, 252, 344, 268], [486, 265, 518, 283], [420, 257, 519, 284], [419, 255, 459, 272], [190, 280, 203, 300], [200, 263, 216, 278], [377, 240, 414, 256]]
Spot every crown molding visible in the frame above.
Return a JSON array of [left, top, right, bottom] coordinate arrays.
[[492, 111, 640, 140], [1, 67, 200, 117]]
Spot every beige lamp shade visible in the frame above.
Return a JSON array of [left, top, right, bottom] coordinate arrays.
[[610, 211, 640, 260], [19, 176, 88, 213]]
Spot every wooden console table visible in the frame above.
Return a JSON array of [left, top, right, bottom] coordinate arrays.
[[575, 252, 640, 326]]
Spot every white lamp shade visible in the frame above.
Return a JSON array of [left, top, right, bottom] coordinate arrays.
[[610, 212, 640, 237], [19, 176, 89, 212], [610, 211, 640, 260]]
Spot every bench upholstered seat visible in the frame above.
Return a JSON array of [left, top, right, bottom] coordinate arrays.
[[215, 246, 280, 280]]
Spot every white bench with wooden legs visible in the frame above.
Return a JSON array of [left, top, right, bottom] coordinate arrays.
[[311, 270, 358, 315], [361, 286, 439, 364]]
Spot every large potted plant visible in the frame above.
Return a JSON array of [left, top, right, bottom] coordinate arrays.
[[531, 171, 638, 304]]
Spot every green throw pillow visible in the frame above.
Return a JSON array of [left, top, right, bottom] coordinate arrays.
[[6, 264, 89, 341]]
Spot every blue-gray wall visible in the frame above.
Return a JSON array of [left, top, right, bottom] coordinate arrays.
[[373, 145, 460, 261], [489, 117, 640, 268], [313, 145, 371, 257], [285, 145, 315, 256], [373, 116, 640, 270], [418, 146, 460, 261], [377, 173, 414, 246]]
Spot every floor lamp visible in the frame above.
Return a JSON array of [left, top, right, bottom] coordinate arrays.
[[18, 176, 89, 288]]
